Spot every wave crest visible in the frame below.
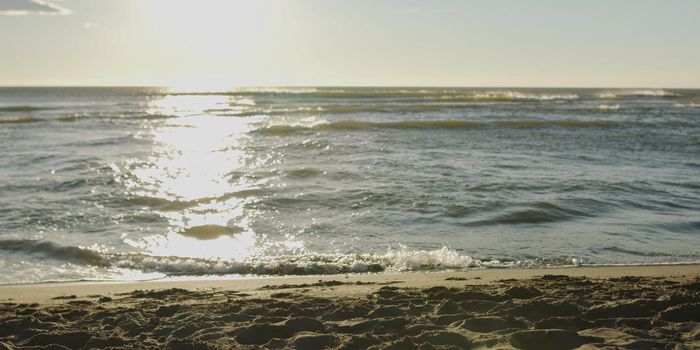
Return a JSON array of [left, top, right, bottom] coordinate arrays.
[[0, 116, 41, 124], [0, 239, 495, 276], [443, 91, 579, 102], [167, 88, 580, 102], [0, 105, 45, 112], [255, 118, 654, 135], [598, 89, 677, 99], [0, 239, 105, 265]]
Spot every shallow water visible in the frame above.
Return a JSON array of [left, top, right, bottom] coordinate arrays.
[[1, 87, 699, 283]]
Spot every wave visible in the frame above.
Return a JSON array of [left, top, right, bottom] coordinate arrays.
[[181, 224, 244, 240], [0, 114, 171, 124], [54, 114, 87, 122], [651, 220, 700, 235], [0, 239, 105, 265], [433, 91, 579, 102], [257, 119, 477, 135], [286, 168, 324, 178], [131, 113, 176, 120], [464, 202, 592, 226], [673, 103, 700, 108], [598, 89, 677, 99], [166, 88, 580, 102], [5, 239, 694, 279], [124, 188, 270, 211], [108, 247, 490, 275], [598, 104, 620, 111], [0, 239, 501, 276], [599, 246, 676, 258], [0, 105, 45, 112], [255, 118, 676, 135], [0, 116, 41, 124], [224, 103, 529, 117], [125, 196, 202, 211]]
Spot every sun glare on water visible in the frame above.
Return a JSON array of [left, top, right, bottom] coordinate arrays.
[[120, 93, 279, 261]]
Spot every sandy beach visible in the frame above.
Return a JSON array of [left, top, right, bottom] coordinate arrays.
[[1, 264, 698, 349]]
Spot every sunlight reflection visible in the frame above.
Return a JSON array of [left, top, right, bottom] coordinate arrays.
[[125, 231, 262, 261], [132, 115, 259, 201], [122, 94, 276, 260], [146, 95, 231, 117]]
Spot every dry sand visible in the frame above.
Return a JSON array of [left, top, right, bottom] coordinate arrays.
[[0, 264, 699, 349]]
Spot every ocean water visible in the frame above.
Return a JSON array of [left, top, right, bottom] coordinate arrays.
[[0, 87, 699, 283]]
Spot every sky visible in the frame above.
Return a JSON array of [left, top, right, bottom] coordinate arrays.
[[1, 0, 699, 88]]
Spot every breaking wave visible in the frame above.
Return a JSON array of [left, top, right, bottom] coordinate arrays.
[[432, 91, 579, 102], [166, 88, 580, 102], [0, 105, 45, 112], [673, 103, 700, 108], [2, 113, 180, 124], [255, 118, 680, 135], [54, 114, 90, 122], [598, 104, 620, 111], [0, 239, 517, 276], [0, 239, 104, 265], [0, 116, 41, 124], [107, 247, 489, 275], [598, 89, 677, 99], [2, 239, 696, 281]]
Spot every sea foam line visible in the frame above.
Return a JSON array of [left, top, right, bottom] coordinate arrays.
[[255, 118, 689, 135], [0, 239, 511, 276]]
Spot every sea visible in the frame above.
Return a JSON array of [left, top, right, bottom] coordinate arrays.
[[0, 87, 698, 284]]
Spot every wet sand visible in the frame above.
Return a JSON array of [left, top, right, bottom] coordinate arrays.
[[0, 265, 699, 349]]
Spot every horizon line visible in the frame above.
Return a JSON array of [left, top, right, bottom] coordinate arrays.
[[1, 84, 699, 90]]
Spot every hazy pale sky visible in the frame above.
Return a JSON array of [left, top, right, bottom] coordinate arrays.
[[1, 0, 699, 88]]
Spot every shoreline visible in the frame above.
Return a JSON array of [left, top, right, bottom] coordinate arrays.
[[1, 264, 698, 349], [2, 263, 698, 304]]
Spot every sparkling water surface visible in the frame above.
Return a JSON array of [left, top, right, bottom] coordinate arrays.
[[1, 87, 699, 283]]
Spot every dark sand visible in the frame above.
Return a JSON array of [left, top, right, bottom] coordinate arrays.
[[0, 266, 699, 349]]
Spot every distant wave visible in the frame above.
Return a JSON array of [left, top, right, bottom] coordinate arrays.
[[127, 113, 176, 120], [1, 113, 181, 124], [0, 116, 41, 124], [673, 103, 700, 108], [166, 88, 580, 102], [225, 102, 551, 117], [598, 89, 677, 99], [255, 118, 688, 135], [432, 91, 579, 102], [54, 114, 88, 122], [598, 104, 620, 111], [0, 105, 45, 112], [159, 88, 696, 108]]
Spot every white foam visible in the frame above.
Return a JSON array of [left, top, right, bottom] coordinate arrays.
[[598, 104, 620, 110], [426, 91, 579, 101], [511, 92, 579, 101], [673, 103, 699, 108], [598, 89, 676, 99], [230, 87, 320, 94], [380, 246, 480, 271], [102, 246, 490, 276]]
